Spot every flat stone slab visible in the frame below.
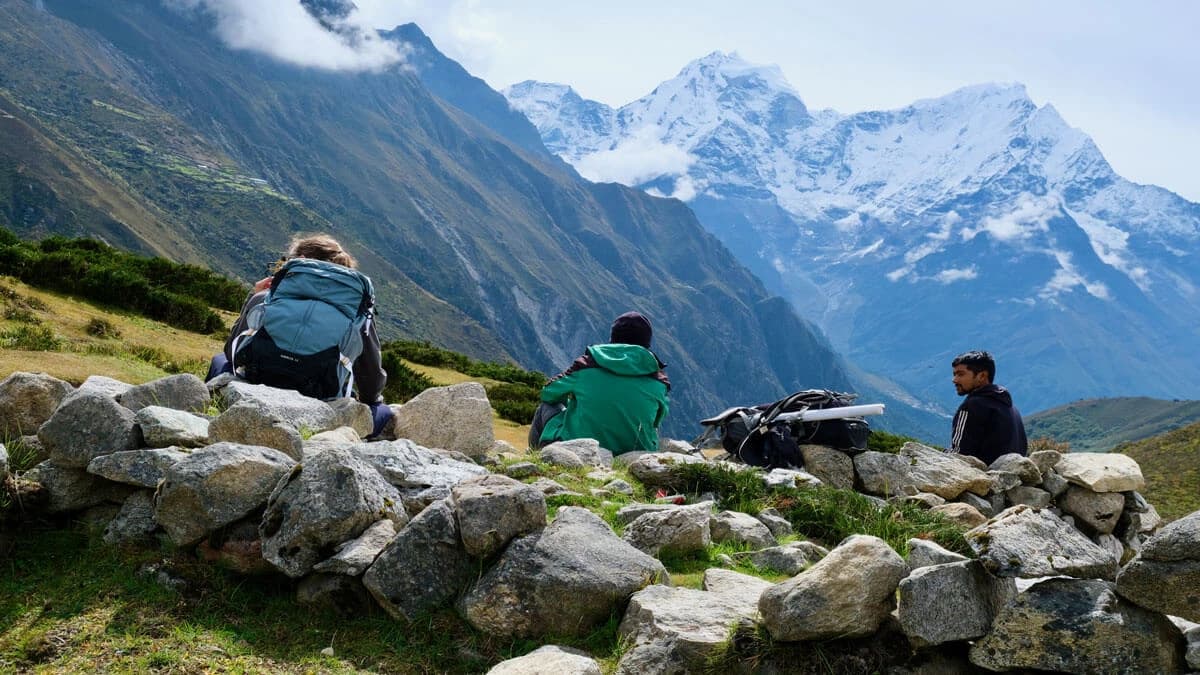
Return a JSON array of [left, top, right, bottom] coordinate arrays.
[[1053, 452, 1145, 493]]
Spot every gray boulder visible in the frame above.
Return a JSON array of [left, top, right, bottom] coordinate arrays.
[[1041, 469, 1070, 498], [1054, 452, 1145, 492], [503, 461, 540, 480], [24, 460, 133, 513], [0, 443, 7, 479], [154, 442, 296, 546], [488, 646, 601, 675], [1115, 509, 1200, 622], [759, 534, 907, 641], [623, 502, 713, 556], [135, 406, 210, 448], [1028, 449, 1062, 475], [0, 371, 72, 436], [710, 510, 776, 549], [988, 453, 1042, 484], [1005, 485, 1052, 508], [754, 508, 793, 538], [986, 470, 1021, 493], [363, 499, 474, 620], [616, 571, 770, 674], [956, 490, 996, 517], [61, 375, 129, 403], [207, 401, 303, 460], [969, 578, 1184, 673], [603, 479, 634, 495], [539, 445, 586, 469], [897, 560, 1017, 647], [259, 447, 408, 578], [389, 382, 494, 457], [459, 507, 668, 639], [87, 447, 190, 488], [965, 505, 1119, 579], [543, 438, 612, 468], [894, 492, 946, 509], [119, 374, 210, 413], [216, 381, 341, 431], [762, 467, 822, 489], [930, 502, 987, 528], [452, 474, 547, 558], [853, 451, 915, 497], [312, 519, 397, 577], [1060, 485, 1125, 534], [1186, 625, 1200, 671], [327, 398, 373, 439], [798, 444, 854, 490], [104, 490, 159, 546], [625, 452, 705, 490], [749, 541, 828, 576], [351, 438, 488, 490], [616, 503, 681, 525], [37, 390, 140, 468], [901, 442, 992, 499], [906, 538, 969, 570]]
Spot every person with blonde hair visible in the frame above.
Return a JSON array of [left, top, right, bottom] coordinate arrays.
[[207, 234, 391, 437]]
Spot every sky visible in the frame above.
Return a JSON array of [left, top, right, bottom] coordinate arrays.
[[196, 0, 1200, 202]]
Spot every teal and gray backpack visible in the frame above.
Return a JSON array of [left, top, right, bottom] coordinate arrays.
[[231, 258, 374, 400]]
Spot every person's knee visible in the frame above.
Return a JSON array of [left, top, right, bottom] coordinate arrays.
[[205, 353, 231, 382]]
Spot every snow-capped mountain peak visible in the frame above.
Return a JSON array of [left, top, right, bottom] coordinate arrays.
[[504, 53, 1200, 414]]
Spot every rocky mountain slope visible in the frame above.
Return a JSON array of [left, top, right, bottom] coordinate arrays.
[[0, 1, 944, 438], [506, 52, 1200, 414]]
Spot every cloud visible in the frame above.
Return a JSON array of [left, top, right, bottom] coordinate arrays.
[[961, 195, 1058, 243], [933, 267, 978, 284], [1039, 250, 1110, 301], [573, 126, 697, 197], [166, 0, 406, 71], [353, 0, 503, 75]]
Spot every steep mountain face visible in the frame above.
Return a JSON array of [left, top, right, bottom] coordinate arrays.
[[505, 51, 1200, 414], [0, 3, 940, 438]]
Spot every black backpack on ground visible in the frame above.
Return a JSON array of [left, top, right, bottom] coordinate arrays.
[[694, 389, 870, 470]]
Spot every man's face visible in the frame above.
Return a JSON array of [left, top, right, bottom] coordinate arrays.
[[952, 364, 989, 395]]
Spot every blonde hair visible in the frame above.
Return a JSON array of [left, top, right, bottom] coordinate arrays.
[[286, 234, 357, 269]]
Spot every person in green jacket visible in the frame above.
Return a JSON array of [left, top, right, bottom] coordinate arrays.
[[529, 311, 670, 455]]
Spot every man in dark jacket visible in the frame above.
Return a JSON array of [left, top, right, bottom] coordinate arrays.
[[529, 311, 670, 455], [950, 350, 1028, 464]]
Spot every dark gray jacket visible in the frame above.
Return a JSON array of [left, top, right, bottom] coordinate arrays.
[[950, 384, 1028, 464]]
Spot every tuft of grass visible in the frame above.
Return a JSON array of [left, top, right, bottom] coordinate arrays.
[[866, 430, 922, 454], [3, 306, 40, 324], [0, 324, 62, 351], [671, 462, 970, 555], [84, 317, 121, 339]]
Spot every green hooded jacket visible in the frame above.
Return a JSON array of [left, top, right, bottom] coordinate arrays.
[[538, 343, 670, 454]]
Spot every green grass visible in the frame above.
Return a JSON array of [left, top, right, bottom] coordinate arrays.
[[670, 462, 970, 556], [1117, 421, 1200, 522], [1027, 396, 1200, 453], [0, 524, 625, 673]]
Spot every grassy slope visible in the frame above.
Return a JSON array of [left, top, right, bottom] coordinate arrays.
[[1026, 396, 1200, 453], [1117, 421, 1200, 522]]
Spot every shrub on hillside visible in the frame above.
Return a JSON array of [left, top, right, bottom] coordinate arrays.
[[0, 228, 246, 334], [384, 340, 545, 388], [0, 324, 61, 351], [85, 317, 121, 338], [381, 352, 435, 403], [3, 306, 40, 324], [1028, 436, 1071, 453]]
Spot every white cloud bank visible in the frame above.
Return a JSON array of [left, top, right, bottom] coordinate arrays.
[[574, 126, 698, 200], [167, 0, 406, 71]]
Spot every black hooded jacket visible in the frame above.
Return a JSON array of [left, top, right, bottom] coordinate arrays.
[[950, 384, 1028, 464]]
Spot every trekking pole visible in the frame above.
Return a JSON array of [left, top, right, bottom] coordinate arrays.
[[773, 403, 885, 423]]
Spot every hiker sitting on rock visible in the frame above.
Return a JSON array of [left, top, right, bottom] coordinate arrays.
[[528, 311, 670, 455], [949, 350, 1027, 464], [206, 234, 392, 438]]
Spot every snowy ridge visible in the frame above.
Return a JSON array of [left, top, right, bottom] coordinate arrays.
[[505, 51, 1200, 412]]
